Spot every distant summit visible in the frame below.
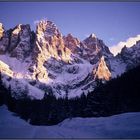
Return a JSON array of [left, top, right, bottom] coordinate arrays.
[[0, 19, 140, 99]]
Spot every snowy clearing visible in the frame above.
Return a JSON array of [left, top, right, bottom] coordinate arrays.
[[0, 105, 140, 138]]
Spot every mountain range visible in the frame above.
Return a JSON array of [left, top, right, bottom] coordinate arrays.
[[0, 19, 140, 100]]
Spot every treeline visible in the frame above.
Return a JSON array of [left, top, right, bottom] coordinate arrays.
[[1, 92, 87, 125], [0, 65, 140, 125], [86, 65, 140, 117], [0, 76, 87, 125]]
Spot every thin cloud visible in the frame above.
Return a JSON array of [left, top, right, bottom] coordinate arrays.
[[109, 35, 140, 56]]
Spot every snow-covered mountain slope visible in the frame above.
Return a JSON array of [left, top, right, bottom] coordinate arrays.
[[117, 40, 140, 70], [0, 54, 45, 99], [0, 105, 140, 138], [110, 34, 140, 56], [0, 19, 140, 99]]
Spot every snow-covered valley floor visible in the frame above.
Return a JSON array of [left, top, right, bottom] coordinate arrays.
[[0, 105, 140, 138]]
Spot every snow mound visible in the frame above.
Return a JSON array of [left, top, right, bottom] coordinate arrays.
[[0, 105, 140, 138]]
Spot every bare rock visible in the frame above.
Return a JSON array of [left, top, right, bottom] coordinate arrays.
[[63, 33, 80, 54], [0, 24, 11, 54], [94, 56, 111, 81], [10, 24, 32, 60]]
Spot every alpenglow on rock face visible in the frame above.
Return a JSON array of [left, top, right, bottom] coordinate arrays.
[[0, 19, 140, 99], [0, 23, 10, 54], [34, 20, 72, 62], [0, 23, 4, 39], [94, 56, 111, 81]]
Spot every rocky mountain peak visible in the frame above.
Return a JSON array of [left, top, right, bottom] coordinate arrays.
[[9, 24, 32, 60], [120, 45, 127, 53], [81, 34, 112, 65], [63, 33, 80, 54], [34, 19, 72, 62], [84, 33, 97, 46], [0, 23, 10, 54], [94, 56, 111, 81], [12, 24, 22, 35], [1, 19, 140, 100], [89, 33, 97, 39], [31, 20, 72, 82], [0, 23, 32, 57], [36, 20, 61, 37], [118, 39, 140, 69], [136, 40, 140, 46], [0, 23, 4, 39]]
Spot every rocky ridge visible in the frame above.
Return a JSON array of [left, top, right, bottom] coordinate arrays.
[[0, 19, 139, 99]]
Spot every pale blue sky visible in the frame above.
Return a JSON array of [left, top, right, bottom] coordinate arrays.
[[0, 2, 140, 47]]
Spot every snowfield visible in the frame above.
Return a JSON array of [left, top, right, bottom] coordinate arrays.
[[0, 105, 140, 138]]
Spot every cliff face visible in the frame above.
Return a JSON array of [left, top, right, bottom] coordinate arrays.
[[0, 19, 139, 99], [94, 56, 111, 81], [0, 23, 10, 54]]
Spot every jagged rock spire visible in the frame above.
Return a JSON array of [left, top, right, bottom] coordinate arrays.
[[89, 33, 97, 38], [34, 19, 72, 62], [10, 24, 32, 60], [0, 23, 4, 39], [63, 33, 80, 54], [0, 19, 117, 99], [94, 56, 111, 81], [36, 20, 61, 37]]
